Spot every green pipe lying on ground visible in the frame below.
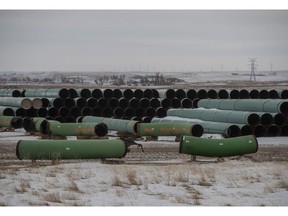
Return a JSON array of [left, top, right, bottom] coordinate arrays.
[[197, 99, 288, 114], [179, 135, 258, 157], [16, 139, 128, 160], [23, 117, 46, 132], [44, 121, 108, 137], [151, 117, 240, 137], [137, 122, 203, 137], [0, 116, 22, 128], [80, 116, 139, 135], [167, 108, 260, 126]]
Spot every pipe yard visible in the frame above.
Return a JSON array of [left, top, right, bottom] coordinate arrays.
[[0, 86, 287, 163], [1, 84, 288, 206]]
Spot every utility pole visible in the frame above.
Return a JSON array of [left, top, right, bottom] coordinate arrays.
[[248, 58, 257, 81]]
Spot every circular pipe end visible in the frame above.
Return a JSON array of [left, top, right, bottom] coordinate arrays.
[[95, 123, 108, 137], [191, 124, 204, 137]]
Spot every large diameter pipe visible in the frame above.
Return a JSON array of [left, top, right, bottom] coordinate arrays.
[[123, 89, 134, 100], [175, 89, 186, 99], [187, 89, 197, 100], [207, 89, 218, 99], [112, 89, 123, 99], [81, 116, 139, 135], [46, 88, 70, 99], [268, 90, 279, 99], [49, 98, 64, 109], [16, 139, 128, 160], [77, 89, 91, 99], [103, 89, 113, 99], [253, 125, 267, 137], [151, 117, 240, 137], [156, 107, 167, 118], [197, 89, 208, 99], [272, 113, 287, 126], [0, 116, 22, 128], [239, 89, 250, 99], [138, 122, 203, 137], [74, 97, 87, 109], [249, 89, 260, 99], [280, 125, 288, 136], [279, 89, 288, 99], [133, 89, 143, 99], [166, 89, 177, 99], [68, 88, 78, 98], [229, 89, 240, 99], [45, 122, 108, 137], [167, 108, 260, 126], [92, 89, 103, 99], [266, 125, 281, 137], [23, 117, 46, 132], [259, 89, 269, 99], [0, 97, 32, 109], [217, 89, 229, 99], [143, 89, 154, 99], [0, 89, 22, 97], [152, 89, 159, 98], [181, 98, 192, 108], [179, 135, 258, 157], [197, 99, 288, 114], [256, 112, 274, 125], [0, 106, 15, 116], [236, 124, 254, 136]]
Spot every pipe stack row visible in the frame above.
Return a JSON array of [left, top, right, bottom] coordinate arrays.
[[156, 98, 288, 137]]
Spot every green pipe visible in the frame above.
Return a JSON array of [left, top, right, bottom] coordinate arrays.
[[16, 139, 128, 160], [0, 97, 32, 109], [151, 117, 240, 137], [167, 108, 260, 126], [137, 122, 203, 137], [198, 99, 288, 114], [81, 116, 139, 135], [179, 135, 258, 157], [0, 116, 22, 128], [46, 121, 108, 137], [23, 117, 46, 132]]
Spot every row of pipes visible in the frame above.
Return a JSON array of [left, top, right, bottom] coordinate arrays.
[[10, 116, 258, 160], [1, 88, 288, 99], [1, 88, 288, 123], [1, 88, 288, 137], [1, 87, 286, 161]]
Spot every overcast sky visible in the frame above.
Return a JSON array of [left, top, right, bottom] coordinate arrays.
[[0, 10, 288, 72]]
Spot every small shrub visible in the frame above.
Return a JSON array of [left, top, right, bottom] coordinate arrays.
[[43, 192, 62, 203], [111, 175, 123, 187]]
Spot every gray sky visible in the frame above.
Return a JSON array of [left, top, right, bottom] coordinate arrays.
[[0, 10, 288, 72]]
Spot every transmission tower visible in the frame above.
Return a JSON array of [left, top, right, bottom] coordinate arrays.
[[248, 58, 258, 81]]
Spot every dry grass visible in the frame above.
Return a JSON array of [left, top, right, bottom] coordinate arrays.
[[198, 175, 212, 187], [67, 181, 82, 193], [277, 179, 288, 190], [175, 172, 189, 183], [115, 187, 125, 197], [174, 195, 188, 204], [126, 169, 141, 185], [15, 180, 30, 193], [264, 184, 275, 193], [111, 175, 123, 187], [43, 192, 62, 203]]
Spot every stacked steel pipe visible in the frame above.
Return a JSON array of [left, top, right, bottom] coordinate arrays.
[[0, 87, 287, 137]]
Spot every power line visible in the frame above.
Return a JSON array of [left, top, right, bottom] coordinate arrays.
[[248, 58, 258, 81]]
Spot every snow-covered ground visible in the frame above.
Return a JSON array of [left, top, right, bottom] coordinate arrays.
[[0, 129, 287, 210]]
